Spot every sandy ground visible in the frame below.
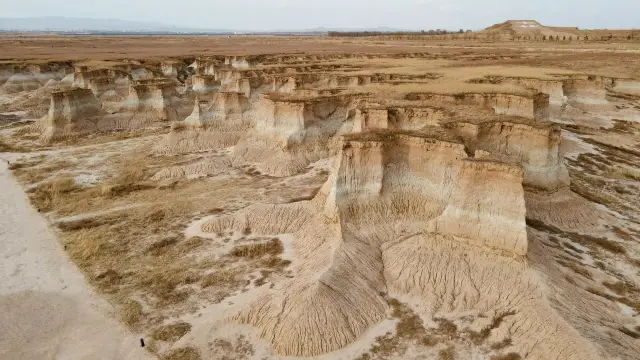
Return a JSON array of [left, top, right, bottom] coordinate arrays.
[[0, 159, 154, 360]]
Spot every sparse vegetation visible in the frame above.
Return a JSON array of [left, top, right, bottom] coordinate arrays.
[[151, 321, 192, 342], [230, 238, 283, 258], [162, 347, 201, 360]]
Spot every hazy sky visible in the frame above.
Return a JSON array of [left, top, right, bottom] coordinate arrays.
[[2, 0, 639, 30]]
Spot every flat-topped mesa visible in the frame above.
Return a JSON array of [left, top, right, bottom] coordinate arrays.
[[127, 79, 180, 123], [39, 88, 106, 142], [406, 92, 550, 121], [562, 75, 608, 109], [330, 131, 528, 255], [444, 120, 570, 191], [352, 105, 445, 132], [191, 75, 220, 95]]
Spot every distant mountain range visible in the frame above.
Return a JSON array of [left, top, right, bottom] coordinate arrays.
[[0, 17, 409, 34], [0, 16, 231, 33]]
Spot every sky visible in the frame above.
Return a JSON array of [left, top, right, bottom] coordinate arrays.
[[1, 0, 639, 30]]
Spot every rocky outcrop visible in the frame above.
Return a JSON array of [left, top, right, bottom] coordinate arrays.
[[1, 74, 43, 93], [509, 78, 566, 105], [445, 120, 570, 191], [127, 80, 181, 124], [191, 75, 220, 95], [607, 77, 640, 96], [200, 131, 553, 357], [225, 56, 250, 69], [206, 91, 250, 120], [406, 92, 550, 120], [352, 105, 444, 132], [232, 94, 362, 176], [331, 131, 528, 254], [38, 88, 106, 142], [154, 92, 252, 155], [562, 75, 608, 109]]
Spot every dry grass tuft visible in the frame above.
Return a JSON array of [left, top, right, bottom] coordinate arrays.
[[606, 166, 640, 181], [122, 299, 144, 328], [558, 261, 593, 280], [438, 346, 456, 360], [162, 347, 202, 360], [467, 311, 516, 345], [151, 321, 192, 342], [230, 238, 283, 259], [603, 281, 628, 295], [490, 353, 522, 360], [201, 270, 243, 289], [27, 176, 79, 212], [587, 287, 640, 311]]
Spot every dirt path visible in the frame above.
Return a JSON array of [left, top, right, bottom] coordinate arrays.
[[0, 159, 154, 360]]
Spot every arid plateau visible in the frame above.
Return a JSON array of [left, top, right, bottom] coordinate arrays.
[[1, 25, 640, 360]]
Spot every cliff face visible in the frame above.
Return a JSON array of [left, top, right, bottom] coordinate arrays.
[[196, 132, 592, 359], [154, 92, 253, 155], [446, 121, 570, 191], [191, 75, 220, 95], [225, 56, 251, 69], [406, 92, 550, 120], [39, 88, 106, 142], [331, 133, 528, 255], [206, 91, 250, 120], [231, 94, 362, 176], [352, 106, 444, 132], [127, 81, 180, 123], [563, 76, 608, 109]]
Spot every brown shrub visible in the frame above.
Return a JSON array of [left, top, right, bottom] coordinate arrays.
[[439, 346, 456, 360], [490, 353, 522, 360], [230, 238, 283, 259], [28, 176, 79, 212], [201, 270, 241, 288], [162, 347, 201, 360], [122, 299, 144, 328], [603, 281, 628, 295], [151, 321, 192, 342]]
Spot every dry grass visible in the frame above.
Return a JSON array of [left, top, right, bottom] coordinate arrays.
[[587, 287, 640, 311], [122, 299, 144, 328], [11, 159, 73, 184], [438, 346, 456, 360], [490, 353, 522, 360], [201, 269, 244, 289], [603, 281, 629, 296], [527, 218, 627, 255], [151, 321, 192, 342], [230, 238, 283, 258], [211, 336, 255, 360], [27, 176, 79, 212], [607, 166, 640, 181], [466, 311, 516, 345], [162, 347, 201, 360], [558, 261, 593, 280]]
